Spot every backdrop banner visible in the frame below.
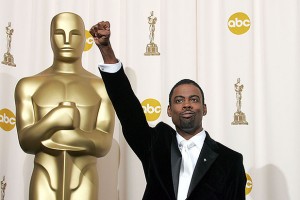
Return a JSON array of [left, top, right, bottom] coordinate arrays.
[[0, 0, 299, 200]]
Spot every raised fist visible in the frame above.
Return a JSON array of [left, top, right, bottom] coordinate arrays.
[[90, 21, 111, 46]]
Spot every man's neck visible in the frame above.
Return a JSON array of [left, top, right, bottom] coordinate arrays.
[[177, 127, 203, 140]]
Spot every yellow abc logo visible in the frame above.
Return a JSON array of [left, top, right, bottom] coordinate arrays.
[[84, 30, 94, 51], [228, 12, 251, 35], [0, 108, 16, 131], [245, 173, 253, 195], [141, 98, 161, 122]]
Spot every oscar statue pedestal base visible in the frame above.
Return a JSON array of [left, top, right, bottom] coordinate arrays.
[[144, 43, 160, 56], [231, 111, 248, 125], [2, 52, 16, 67]]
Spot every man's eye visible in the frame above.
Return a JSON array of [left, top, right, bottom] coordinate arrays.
[[175, 99, 183, 103], [190, 98, 199, 103]]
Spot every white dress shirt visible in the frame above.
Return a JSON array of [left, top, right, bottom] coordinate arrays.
[[176, 130, 206, 200], [98, 60, 121, 73]]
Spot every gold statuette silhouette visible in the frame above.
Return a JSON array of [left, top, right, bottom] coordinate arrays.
[[2, 22, 16, 67], [144, 11, 160, 56], [232, 78, 248, 125], [15, 12, 115, 200], [1, 176, 6, 200]]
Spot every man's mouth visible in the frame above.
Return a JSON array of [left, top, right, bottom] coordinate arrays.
[[180, 111, 195, 118]]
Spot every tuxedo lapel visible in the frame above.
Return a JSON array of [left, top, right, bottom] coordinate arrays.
[[152, 125, 177, 200], [171, 135, 181, 199], [187, 134, 219, 197]]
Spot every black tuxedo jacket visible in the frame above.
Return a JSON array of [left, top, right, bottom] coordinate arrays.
[[100, 67, 246, 200]]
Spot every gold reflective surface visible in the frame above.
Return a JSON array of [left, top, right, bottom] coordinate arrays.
[[15, 12, 115, 200]]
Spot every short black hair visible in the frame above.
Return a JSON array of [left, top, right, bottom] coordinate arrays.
[[168, 79, 205, 105]]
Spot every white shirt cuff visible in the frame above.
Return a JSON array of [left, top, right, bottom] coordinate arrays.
[[98, 60, 122, 73]]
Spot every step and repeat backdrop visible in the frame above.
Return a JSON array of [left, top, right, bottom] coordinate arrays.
[[1, 0, 299, 199]]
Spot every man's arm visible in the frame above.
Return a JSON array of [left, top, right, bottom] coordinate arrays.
[[89, 21, 153, 161]]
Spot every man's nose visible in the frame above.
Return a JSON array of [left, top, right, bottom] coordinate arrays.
[[183, 101, 192, 109]]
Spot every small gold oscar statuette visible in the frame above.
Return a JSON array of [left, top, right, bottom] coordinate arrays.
[[144, 11, 160, 56], [1, 176, 7, 200], [2, 22, 16, 67], [231, 78, 248, 125]]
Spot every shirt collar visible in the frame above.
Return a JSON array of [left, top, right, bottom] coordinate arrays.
[[176, 129, 206, 149]]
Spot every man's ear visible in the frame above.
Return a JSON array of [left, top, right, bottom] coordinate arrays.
[[167, 105, 171, 117], [203, 104, 207, 116]]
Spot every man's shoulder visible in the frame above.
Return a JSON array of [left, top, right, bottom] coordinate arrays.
[[205, 132, 243, 160], [155, 121, 175, 132], [216, 141, 243, 159]]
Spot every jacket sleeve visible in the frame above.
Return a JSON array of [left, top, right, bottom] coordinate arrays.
[[99, 66, 153, 162]]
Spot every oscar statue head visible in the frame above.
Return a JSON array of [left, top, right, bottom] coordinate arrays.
[[50, 12, 85, 62]]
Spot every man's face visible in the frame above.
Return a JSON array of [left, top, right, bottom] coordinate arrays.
[[50, 13, 85, 61], [167, 84, 207, 137]]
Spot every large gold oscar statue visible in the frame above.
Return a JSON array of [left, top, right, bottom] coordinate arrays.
[[14, 12, 115, 200]]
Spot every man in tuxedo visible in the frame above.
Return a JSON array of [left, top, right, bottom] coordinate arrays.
[[90, 21, 246, 200]]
